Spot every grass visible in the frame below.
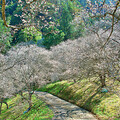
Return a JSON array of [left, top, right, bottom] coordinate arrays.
[[37, 79, 120, 120], [0, 94, 54, 120]]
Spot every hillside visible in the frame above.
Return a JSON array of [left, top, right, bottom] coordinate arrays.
[[38, 79, 120, 120]]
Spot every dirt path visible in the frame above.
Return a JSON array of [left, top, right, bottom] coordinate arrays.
[[35, 91, 97, 120]]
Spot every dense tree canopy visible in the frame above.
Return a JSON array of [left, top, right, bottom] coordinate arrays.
[[51, 30, 120, 86], [0, 44, 61, 112]]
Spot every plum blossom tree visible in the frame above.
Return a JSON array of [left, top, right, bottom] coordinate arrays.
[[3, 44, 60, 109], [85, 0, 120, 46], [1, 0, 59, 30], [0, 43, 61, 114], [51, 32, 120, 87]]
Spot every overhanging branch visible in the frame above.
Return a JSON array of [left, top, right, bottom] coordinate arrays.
[[1, 0, 38, 29]]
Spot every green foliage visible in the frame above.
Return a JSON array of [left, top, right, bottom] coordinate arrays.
[[1, 0, 87, 49], [59, 1, 74, 40], [5, 1, 17, 16], [1, 0, 96, 49], [0, 94, 54, 120], [59, 0, 85, 40], [10, 8, 22, 25], [0, 18, 12, 54], [42, 26, 65, 49], [11, 27, 42, 45]]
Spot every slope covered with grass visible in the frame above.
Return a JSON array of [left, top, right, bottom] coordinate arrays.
[[0, 94, 54, 120], [37, 79, 120, 120]]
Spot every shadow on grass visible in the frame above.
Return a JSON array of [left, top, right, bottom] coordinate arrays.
[[14, 101, 45, 120], [83, 86, 107, 111]]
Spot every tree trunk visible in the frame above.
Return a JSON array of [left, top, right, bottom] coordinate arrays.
[[19, 91, 23, 96], [99, 74, 106, 87], [0, 102, 3, 114], [28, 92, 32, 109], [3, 102, 8, 109], [74, 79, 76, 83], [19, 91, 24, 100], [28, 100, 32, 109]]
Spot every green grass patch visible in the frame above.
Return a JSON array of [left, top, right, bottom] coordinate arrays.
[[0, 94, 54, 120], [37, 79, 120, 120]]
